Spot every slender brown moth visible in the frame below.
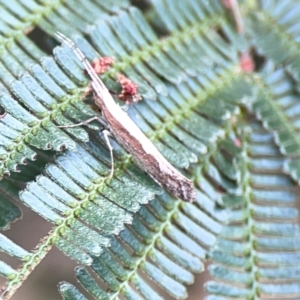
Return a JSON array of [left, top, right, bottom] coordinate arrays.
[[56, 32, 196, 202]]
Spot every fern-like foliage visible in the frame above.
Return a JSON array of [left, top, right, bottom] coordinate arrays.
[[207, 119, 300, 298], [1, 0, 300, 299], [55, 127, 245, 299]]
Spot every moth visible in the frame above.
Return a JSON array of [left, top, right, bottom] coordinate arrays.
[[56, 32, 196, 202]]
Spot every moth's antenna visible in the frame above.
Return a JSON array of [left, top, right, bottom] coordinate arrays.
[[55, 32, 115, 179], [55, 32, 107, 99]]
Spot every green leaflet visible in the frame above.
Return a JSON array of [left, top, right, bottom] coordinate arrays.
[[0, 0, 246, 242], [2, 57, 247, 300], [1, 0, 300, 300], [207, 120, 300, 299], [248, 1, 300, 65], [248, 63, 300, 182], [58, 182, 230, 299], [55, 117, 244, 299], [0, 5, 243, 177], [0, 0, 129, 42], [53, 75, 245, 299]]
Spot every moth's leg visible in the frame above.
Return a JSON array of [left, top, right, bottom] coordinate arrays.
[[101, 129, 114, 179], [58, 116, 114, 179], [58, 115, 107, 128]]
